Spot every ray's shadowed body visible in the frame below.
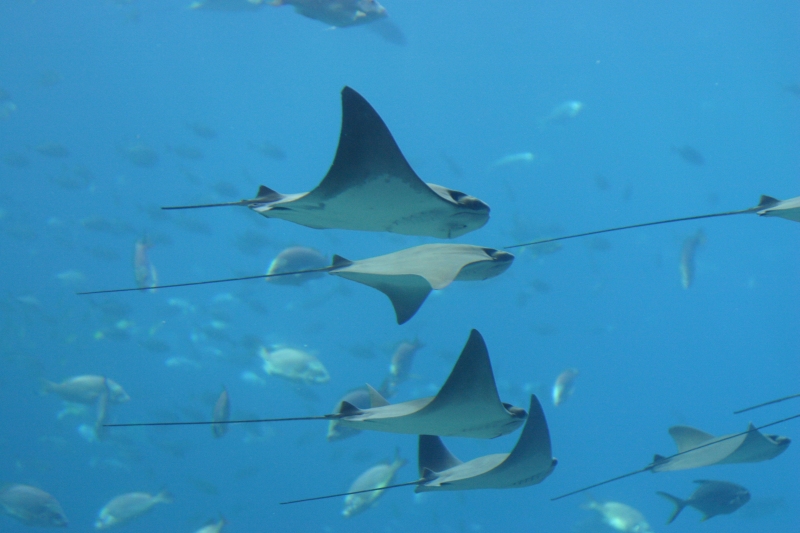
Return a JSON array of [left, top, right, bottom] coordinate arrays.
[[164, 87, 490, 239], [105, 330, 527, 440], [280, 394, 555, 505], [651, 423, 790, 472]]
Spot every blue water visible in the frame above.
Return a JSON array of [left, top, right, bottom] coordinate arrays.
[[0, 1, 798, 532]]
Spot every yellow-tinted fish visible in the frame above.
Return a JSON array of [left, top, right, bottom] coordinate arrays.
[[42, 375, 130, 404], [552, 368, 579, 407], [342, 456, 405, 517], [679, 229, 705, 289], [259, 347, 330, 384], [95, 490, 171, 529], [0, 484, 68, 527], [584, 498, 654, 532], [211, 387, 230, 438]]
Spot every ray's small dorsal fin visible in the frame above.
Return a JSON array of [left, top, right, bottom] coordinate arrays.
[[418, 435, 463, 477], [668, 426, 715, 453], [365, 383, 390, 408], [757, 195, 780, 209], [255, 185, 280, 200], [331, 254, 354, 269], [338, 401, 363, 417]]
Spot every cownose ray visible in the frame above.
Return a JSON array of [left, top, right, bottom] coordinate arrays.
[[506, 194, 799, 250], [280, 394, 556, 505], [104, 329, 528, 440], [734, 393, 800, 414], [78, 244, 515, 325], [550, 414, 798, 501], [162, 86, 490, 239]]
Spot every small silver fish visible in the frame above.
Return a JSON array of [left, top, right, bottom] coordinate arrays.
[[134, 237, 158, 291], [552, 368, 579, 407], [42, 375, 130, 404], [260, 346, 330, 384], [584, 498, 654, 533], [0, 484, 68, 527], [679, 229, 705, 289], [193, 517, 226, 533], [211, 387, 231, 438], [94, 490, 171, 529], [342, 456, 405, 517]]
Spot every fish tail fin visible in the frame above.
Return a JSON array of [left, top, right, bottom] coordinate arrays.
[[39, 379, 56, 396], [156, 489, 173, 504], [656, 491, 686, 524]]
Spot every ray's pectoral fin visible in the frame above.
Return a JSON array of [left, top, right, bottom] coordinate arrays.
[[486, 395, 556, 485], [332, 270, 433, 325], [425, 330, 504, 413], [669, 426, 715, 453], [418, 435, 463, 478]]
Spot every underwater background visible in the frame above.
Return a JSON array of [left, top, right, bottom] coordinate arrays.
[[0, 1, 798, 532]]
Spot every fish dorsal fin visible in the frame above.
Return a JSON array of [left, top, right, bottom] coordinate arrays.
[[304, 87, 427, 202], [669, 426, 715, 453], [331, 254, 353, 269], [425, 329, 504, 413], [418, 435, 462, 477], [338, 401, 363, 417], [365, 383, 390, 408]]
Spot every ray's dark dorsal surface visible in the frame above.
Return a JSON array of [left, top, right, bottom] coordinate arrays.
[[78, 244, 514, 325], [550, 414, 797, 501], [506, 194, 799, 250], [281, 394, 555, 505], [163, 87, 490, 239], [104, 330, 528, 439]]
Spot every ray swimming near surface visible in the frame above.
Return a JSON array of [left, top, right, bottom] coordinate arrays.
[[505, 194, 799, 250], [103, 330, 528, 440], [280, 394, 555, 505], [162, 87, 490, 239]]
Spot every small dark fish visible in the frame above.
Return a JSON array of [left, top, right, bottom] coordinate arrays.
[[249, 141, 286, 160], [186, 121, 218, 139], [2, 151, 30, 168], [274, 0, 388, 28], [657, 480, 750, 523], [211, 387, 231, 438], [120, 141, 159, 167], [34, 142, 70, 158], [672, 145, 705, 166]]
